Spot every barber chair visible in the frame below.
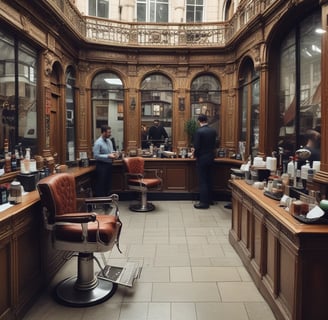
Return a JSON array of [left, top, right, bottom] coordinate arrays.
[[123, 157, 162, 212], [37, 173, 122, 307]]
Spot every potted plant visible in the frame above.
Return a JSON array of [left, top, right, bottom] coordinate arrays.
[[184, 118, 198, 147]]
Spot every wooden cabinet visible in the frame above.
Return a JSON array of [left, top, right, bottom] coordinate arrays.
[[230, 180, 328, 320], [114, 158, 242, 199], [0, 167, 95, 320], [0, 198, 43, 320]]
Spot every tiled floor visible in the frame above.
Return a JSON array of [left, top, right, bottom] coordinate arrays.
[[23, 201, 276, 320]]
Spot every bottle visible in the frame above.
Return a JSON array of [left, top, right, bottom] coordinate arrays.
[[14, 147, 20, 170], [4, 138, 8, 154], [301, 160, 310, 180], [5, 151, 11, 173], [287, 157, 294, 179], [296, 169, 303, 189], [11, 152, 17, 171], [301, 160, 310, 189]]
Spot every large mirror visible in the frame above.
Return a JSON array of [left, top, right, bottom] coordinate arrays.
[[140, 73, 173, 149], [190, 74, 221, 145], [278, 10, 321, 157], [91, 72, 124, 151]]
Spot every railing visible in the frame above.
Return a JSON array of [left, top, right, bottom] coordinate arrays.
[[47, 0, 284, 47]]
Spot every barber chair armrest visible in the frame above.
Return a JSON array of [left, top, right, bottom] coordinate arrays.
[[84, 194, 120, 217], [85, 197, 114, 205], [55, 213, 97, 224], [125, 172, 144, 179]]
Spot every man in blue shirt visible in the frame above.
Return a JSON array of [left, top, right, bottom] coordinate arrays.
[[93, 125, 118, 197]]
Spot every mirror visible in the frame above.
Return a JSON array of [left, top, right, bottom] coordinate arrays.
[[141, 74, 173, 150]]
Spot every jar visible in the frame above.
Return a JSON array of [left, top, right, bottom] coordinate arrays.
[[8, 181, 23, 204]]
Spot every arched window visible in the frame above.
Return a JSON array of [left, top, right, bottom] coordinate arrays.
[[278, 10, 321, 157], [140, 73, 173, 148], [65, 67, 76, 161], [91, 72, 124, 151], [238, 59, 259, 159], [190, 74, 221, 145]]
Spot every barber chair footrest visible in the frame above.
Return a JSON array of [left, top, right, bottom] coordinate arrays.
[[55, 275, 117, 307], [129, 202, 155, 212]]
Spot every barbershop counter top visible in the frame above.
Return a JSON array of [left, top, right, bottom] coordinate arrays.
[[113, 157, 243, 164], [0, 166, 95, 223]]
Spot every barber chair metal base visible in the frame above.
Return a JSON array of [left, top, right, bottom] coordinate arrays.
[[55, 276, 117, 307], [54, 252, 117, 307], [129, 191, 155, 212], [129, 202, 155, 212]]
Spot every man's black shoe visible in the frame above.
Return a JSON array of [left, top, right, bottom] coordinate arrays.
[[194, 203, 209, 209]]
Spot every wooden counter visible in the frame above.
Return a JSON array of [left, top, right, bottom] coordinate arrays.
[[229, 179, 328, 320], [0, 166, 95, 320], [112, 157, 242, 200]]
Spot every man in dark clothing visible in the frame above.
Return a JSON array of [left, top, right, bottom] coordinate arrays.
[[148, 119, 168, 147], [193, 114, 217, 209]]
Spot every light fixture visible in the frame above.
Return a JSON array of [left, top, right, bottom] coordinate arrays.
[[130, 97, 136, 110], [315, 28, 326, 34]]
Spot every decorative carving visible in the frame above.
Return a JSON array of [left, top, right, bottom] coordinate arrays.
[[20, 14, 31, 34], [78, 61, 90, 72], [252, 45, 261, 70], [43, 50, 55, 76]]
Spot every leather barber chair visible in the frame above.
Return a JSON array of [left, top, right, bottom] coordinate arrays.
[[123, 157, 162, 212], [37, 173, 122, 307]]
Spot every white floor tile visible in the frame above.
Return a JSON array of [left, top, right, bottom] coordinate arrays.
[[22, 201, 276, 320]]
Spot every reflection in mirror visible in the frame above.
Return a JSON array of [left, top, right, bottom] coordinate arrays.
[[239, 59, 260, 159], [91, 72, 124, 151], [66, 67, 76, 162], [190, 74, 221, 146], [0, 32, 38, 157], [141, 74, 173, 150], [278, 11, 321, 158]]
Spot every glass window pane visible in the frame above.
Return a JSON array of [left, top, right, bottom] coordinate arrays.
[[89, 0, 96, 16], [137, 3, 146, 21], [98, 0, 109, 18], [186, 7, 194, 22], [156, 3, 168, 22], [195, 7, 203, 22]]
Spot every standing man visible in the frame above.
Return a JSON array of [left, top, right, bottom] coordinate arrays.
[[148, 119, 168, 147], [93, 125, 118, 197], [193, 114, 217, 209]]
